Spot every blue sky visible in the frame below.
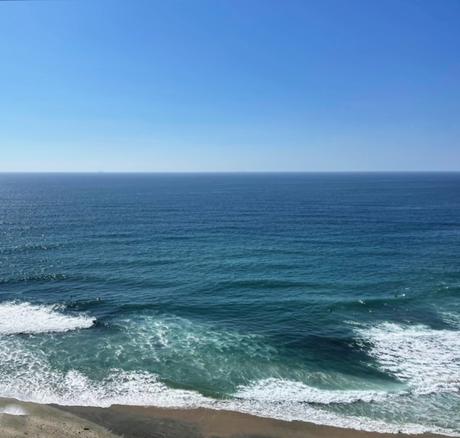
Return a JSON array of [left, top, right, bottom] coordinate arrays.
[[0, 0, 459, 172]]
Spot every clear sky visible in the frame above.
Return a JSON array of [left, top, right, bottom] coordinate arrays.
[[0, 0, 459, 172]]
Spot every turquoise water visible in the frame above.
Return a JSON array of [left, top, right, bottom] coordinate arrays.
[[0, 173, 459, 435]]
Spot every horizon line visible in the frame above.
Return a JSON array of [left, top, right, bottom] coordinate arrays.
[[0, 170, 459, 174]]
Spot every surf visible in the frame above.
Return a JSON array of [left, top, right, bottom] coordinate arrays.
[[0, 302, 95, 335]]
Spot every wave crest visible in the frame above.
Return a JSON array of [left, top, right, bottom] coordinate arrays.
[[0, 302, 95, 335], [355, 321, 460, 395], [0, 314, 458, 436], [234, 378, 389, 404]]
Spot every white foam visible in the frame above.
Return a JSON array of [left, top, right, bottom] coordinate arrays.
[[221, 396, 452, 436], [0, 361, 453, 435], [115, 314, 277, 381], [0, 302, 95, 335], [0, 314, 458, 436], [0, 404, 28, 416], [234, 378, 389, 404], [355, 321, 460, 395], [0, 343, 456, 437]]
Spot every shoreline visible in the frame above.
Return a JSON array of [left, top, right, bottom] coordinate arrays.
[[0, 398, 449, 438]]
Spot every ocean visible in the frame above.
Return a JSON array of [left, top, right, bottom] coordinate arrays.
[[0, 173, 459, 435]]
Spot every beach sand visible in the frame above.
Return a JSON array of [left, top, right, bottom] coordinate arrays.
[[0, 397, 446, 438], [0, 398, 115, 438]]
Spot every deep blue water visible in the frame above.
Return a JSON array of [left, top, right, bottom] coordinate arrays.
[[0, 173, 459, 434]]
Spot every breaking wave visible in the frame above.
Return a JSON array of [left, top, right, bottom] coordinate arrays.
[[355, 321, 460, 395], [0, 302, 95, 335], [0, 305, 458, 435]]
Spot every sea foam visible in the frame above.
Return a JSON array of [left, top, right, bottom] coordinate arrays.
[[0, 405, 28, 416], [355, 321, 460, 395], [0, 323, 457, 436], [0, 302, 95, 335], [0, 363, 454, 435], [234, 378, 389, 404], [0, 307, 458, 435]]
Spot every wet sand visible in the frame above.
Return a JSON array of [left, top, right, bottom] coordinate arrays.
[[0, 398, 115, 438], [62, 404, 446, 438], [0, 397, 447, 438]]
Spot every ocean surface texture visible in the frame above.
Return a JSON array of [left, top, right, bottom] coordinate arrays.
[[0, 173, 459, 435]]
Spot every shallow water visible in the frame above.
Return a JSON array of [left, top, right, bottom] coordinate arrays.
[[0, 173, 459, 434]]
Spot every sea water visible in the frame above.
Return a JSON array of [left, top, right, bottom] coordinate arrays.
[[0, 173, 459, 435]]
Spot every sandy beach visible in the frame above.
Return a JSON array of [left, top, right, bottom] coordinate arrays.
[[0, 397, 447, 438], [0, 398, 114, 438]]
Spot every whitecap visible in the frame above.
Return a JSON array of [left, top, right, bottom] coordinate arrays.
[[355, 321, 460, 395], [0, 312, 459, 436], [233, 378, 389, 404], [0, 337, 457, 436], [0, 302, 95, 335]]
